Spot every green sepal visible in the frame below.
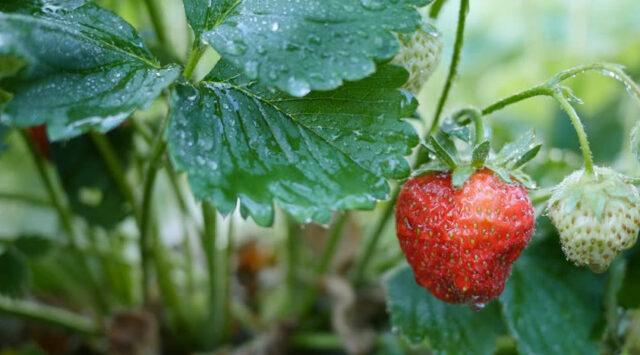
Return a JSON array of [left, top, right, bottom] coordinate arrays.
[[426, 133, 458, 170], [510, 170, 537, 189], [495, 130, 540, 165], [511, 143, 542, 169], [441, 118, 471, 143], [452, 165, 476, 188], [631, 121, 640, 164], [486, 164, 513, 184], [412, 160, 449, 177], [472, 141, 491, 168]]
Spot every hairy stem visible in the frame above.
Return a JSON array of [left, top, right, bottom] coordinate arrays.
[[481, 86, 554, 116], [143, 0, 169, 50], [0, 295, 101, 336], [299, 213, 349, 314], [200, 202, 223, 344], [21, 131, 108, 314], [552, 91, 595, 174], [140, 136, 167, 305], [284, 217, 301, 316], [89, 131, 142, 224], [428, 0, 470, 134], [0, 191, 52, 208], [183, 45, 206, 81], [429, 0, 450, 19], [353, 191, 398, 284]]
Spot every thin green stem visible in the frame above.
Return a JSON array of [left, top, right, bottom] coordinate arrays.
[[299, 213, 349, 315], [551, 63, 640, 103], [530, 187, 553, 206], [0, 295, 101, 336], [284, 217, 300, 317], [552, 91, 594, 174], [221, 217, 234, 339], [481, 86, 554, 116], [200, 202, 223, 343], [291, 333, 342, 350], [428, 0, 470, 134], [183, 45, 206, 81], [143, 0, 169, 50], [21, 131, 109, 314], [0, 191, 52, 208], [89, 132, 142, 223], [429, 0, 450, 19], [448, 107, 485, 145], [352, 190, 398, 284], [140, 135, 167, 305]]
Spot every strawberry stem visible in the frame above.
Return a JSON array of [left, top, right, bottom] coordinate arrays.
[[429, 0, 470, 134], [552, 91, 595, 175]]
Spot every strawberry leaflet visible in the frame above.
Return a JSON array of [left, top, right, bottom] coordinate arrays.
[[167, 60, 418, 226], [184, 0, 433, 96], [0, 0, 180, 140]]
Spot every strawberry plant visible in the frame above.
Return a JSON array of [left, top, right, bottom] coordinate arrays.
[[0, 0, 640, 354]]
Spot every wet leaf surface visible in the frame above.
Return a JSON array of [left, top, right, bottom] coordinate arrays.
[[168, 60, 418, 226], [0, 0, 180, 140]]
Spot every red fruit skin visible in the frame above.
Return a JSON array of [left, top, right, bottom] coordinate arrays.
[[395, 169, 535, 305], [27, 125, 50, 159]]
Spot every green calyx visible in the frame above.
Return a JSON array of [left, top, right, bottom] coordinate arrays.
[[417, 108, 541, 188]]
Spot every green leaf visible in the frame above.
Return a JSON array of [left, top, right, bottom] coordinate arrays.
[[51, 126, 133, 228], [0, 247, 29, 296], [0, 54, 25, 80], [168, 60, 418, 226], [202, 0, 429, 96], [494, 130, 541, 168], [427, 134, 458, 170], [0, 0, 180, 141], [471, 141, 490, 167], [511, 144, 541, 170], [451, 165, 475, 188], [0, 123, 9, 153], [501, 240, 606, 355], [412, 160, 448, 177], [441, 118, 471, 143], [486, 164, 512, 184], [183, 0, 236, 41], [13, 235, 53, 259], [619, 247, 640, 309], [631, 121, 640, 164], [384, 265, 504, 354], [509, 170, 537, 189]]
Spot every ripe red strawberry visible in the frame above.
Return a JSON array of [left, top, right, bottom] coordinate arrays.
[[395, 169, 535, 306]]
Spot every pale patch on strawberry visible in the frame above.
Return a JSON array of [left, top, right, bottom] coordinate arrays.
[[547, 166, 640, 272]]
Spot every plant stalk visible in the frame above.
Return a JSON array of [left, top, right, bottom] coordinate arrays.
[[352, 191, 398, 284], [0, 295, 101, 336], [140, 136, 167, 305], [143, 0, 169, 50], [552, 91, 595, 174], [200, 202, 223, 344], [89, 131, 142, 224], [299, 213, 349, 314], [428, 0, 470, 134], [21, 131, 109, 314], [183, 45, 206, 81]]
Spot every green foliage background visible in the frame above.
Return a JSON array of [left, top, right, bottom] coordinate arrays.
[[0, 0, 639, 354]]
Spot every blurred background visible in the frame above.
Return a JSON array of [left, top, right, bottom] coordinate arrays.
[[1, 0, 640, 354]]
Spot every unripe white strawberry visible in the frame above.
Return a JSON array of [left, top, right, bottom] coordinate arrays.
[[547, 166, 640, 272], [392, 13, 443, 95]]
